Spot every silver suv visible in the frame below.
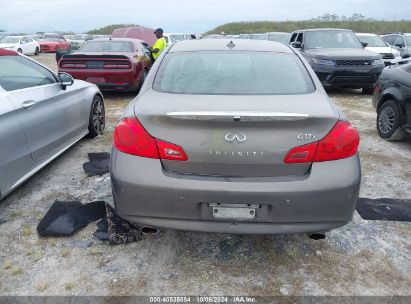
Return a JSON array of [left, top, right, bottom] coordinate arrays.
[[381, 33, 411, 58]]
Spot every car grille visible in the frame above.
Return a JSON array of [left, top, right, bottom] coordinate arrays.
[[331, 76, 374, 86], [335, 60, 372, 66], [381, 53, 395, 59]]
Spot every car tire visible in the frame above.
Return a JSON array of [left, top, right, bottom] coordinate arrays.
[[377, 100, 405, 141], [87, 95, 105, 138], [34, 47, 40, 55], [17, 48, 23, 53], [362, 87, 374, 95]]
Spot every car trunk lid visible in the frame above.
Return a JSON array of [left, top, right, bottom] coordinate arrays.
[[134, 90, 339, 177]]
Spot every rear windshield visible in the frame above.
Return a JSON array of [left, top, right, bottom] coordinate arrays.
[[153, 51, 315, 95], [79, 41, 133, 52], [305, 30, 363, 49]]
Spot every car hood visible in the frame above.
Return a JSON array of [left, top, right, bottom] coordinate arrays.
[[304, 48, 381, 59], [365, 46, 394, 54], [0, 43, 18, 48]]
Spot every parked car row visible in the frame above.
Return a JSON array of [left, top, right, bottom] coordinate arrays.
[[0, 36, 40, 55]]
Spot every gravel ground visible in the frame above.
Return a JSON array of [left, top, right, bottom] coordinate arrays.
[[0, 54, 410, 296]]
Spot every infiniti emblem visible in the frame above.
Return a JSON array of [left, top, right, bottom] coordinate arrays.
[[225, 133, 247, 143]]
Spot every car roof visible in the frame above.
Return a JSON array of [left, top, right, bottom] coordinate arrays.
[[87, 38, 144, 43], [169, 39, 294, 53], [2, 36, 24, 38], [356, 33, 378, 36], [0, 49, 19, 56], [296, 28, 353, 32]]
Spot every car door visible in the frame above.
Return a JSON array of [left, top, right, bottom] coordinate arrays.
[[141, 42, 153, 67], [1, 55, 84, 161], [0, 88, 33, 198], [26, 37, 37, 54], [20, 37, 31, 54]]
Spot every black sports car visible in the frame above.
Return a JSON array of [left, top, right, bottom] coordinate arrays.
[[372, 59, 411, 140]]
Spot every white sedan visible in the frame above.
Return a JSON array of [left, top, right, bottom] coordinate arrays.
[[0, 36, 40, 55]]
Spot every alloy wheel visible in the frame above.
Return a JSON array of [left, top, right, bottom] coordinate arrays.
[[92, 98, 105, 134], [378, 106, 395, 134]]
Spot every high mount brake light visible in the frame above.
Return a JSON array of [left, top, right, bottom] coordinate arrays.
[[284, 121, 359, 164], [113, 118, 187, 161]]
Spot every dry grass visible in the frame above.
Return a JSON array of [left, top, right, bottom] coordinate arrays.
[[11, 266, 23, 275], [61, 248, 71, 258], [35, 282, 49, 292], [3, 260, 13, 270]]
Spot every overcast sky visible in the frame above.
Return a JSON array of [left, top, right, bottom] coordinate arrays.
[[1, 0, 410, 34]]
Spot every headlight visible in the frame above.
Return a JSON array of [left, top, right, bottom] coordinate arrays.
[[312, 58, 335, 66], [372, 58, 384, 65]]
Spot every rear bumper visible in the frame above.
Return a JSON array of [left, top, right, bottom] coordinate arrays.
[[110, 149, 361, 235], [313, 64, 384, 88], [59, 69, 140, 91]]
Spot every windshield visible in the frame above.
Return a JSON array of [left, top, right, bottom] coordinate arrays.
[[154, 51, 314, 95], [357, 35, 386, 47], [267, 33, 290, 43], [1, 37, 20, 44], [169, 35, 186, 42], [305, 31, 362, 49], [44, 38, 60, 42], [79, 41, 133, 52], [405, 35, 411, 45]]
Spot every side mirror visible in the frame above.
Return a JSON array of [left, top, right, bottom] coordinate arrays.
[[291, 41, 302, 49], [58, 72, 74, 90], [395, 43, 404, 48], [361, 41, 368, 47]]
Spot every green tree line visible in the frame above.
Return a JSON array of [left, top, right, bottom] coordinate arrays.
[[87, 24, 140, 35], [206, 14, 411, 35]]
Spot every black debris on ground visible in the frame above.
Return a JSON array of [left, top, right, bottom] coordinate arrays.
[[0, 218, 7, 225], [94, 204, 143, 245], [356, 198, 411, 221], [37, 200, 106, 237], [37, 200, 143, 245], [83, 152, 110, 176]]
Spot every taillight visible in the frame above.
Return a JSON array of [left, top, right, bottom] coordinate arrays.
[[284, 142, 317, 164], [113, 118, 187, 161], [156, 140, 188, 161], [313, 121, 359, 162], [113, 118, 159, 158], [103, 63, 131, 69], [374, 83, 381, 93], [60, 62, 87, 69], [284, 121, 359, 164]]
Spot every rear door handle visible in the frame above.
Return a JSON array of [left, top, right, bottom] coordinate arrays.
[[22, 100, 37, 109]]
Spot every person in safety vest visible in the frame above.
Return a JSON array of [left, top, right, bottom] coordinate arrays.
[[149, 28, 167, 61]]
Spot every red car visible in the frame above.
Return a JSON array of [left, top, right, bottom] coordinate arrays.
[[58, 38, 152, 92], [40, 38, 71, 53]]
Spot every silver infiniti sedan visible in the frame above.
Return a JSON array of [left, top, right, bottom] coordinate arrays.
[[110, 39, 361, 235], [0, 49, 105, 200]]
